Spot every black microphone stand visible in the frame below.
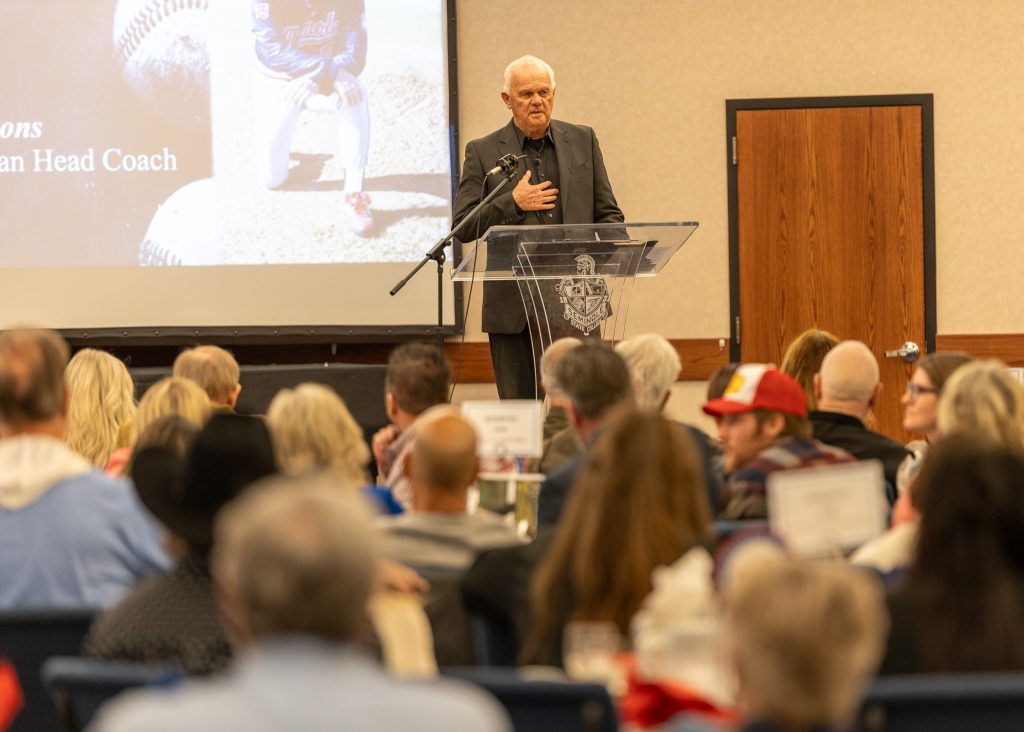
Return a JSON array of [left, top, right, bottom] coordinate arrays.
[[390, 166, 518, 351]]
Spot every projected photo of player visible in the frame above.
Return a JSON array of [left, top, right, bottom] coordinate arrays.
[[252, 0, 373, 235], [138, 0, 454, 266], [0, 0, 454, 269]]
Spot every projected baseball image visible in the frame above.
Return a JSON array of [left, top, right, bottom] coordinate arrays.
[[0, 0, 452, 268]]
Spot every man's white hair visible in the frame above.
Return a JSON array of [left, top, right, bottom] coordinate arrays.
[[614, 334, 681, 410], [818, 340, 879, 405], [503, 55, 556, 94], [539, 337, 582, 397]]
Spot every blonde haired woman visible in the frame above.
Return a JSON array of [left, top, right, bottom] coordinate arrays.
[[780, 328, 840, 412], [64, 349, 137, 467], [266, 383, 370, 485], [105, 376, 212, 475]]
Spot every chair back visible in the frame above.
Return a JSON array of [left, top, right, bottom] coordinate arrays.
[[469, 612, 518, 667], [860, 672, 1024, 731], [409, 565, 476, 668], [0, 608, 96, 732], [42, 656, 182, 732], [443, 666, 617, 732]]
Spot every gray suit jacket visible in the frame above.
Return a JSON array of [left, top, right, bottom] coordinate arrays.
[[452, 119, 624, 333]]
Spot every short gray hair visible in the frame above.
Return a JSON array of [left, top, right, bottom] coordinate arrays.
[[729, 557, 888, 728], [214, 473, 378, 643], [503, 55, 556, 94], [615, 334, 680, 410], [539, 337, 582, 397]]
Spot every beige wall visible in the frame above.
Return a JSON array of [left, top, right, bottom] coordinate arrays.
[[455, 0, 1024, 342]]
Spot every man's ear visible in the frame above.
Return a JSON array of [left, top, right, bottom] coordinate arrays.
[[763, 412, 787, 440], [813, 373, 823, 402], [567, 403, 584, 432], [501, 91, 512, 108], [214, 572, 249, 651], [868, 382, 882, 408], [228, 383, 242, 409], [386, 392, 398, 421]]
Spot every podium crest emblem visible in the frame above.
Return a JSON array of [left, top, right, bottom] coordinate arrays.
[[555, 255, 610, 336]]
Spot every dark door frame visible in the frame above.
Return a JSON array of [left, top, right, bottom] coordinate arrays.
[[725, 94, 937, 362]]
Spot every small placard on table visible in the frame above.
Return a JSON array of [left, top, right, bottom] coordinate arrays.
[[767, 460, 888, 558]]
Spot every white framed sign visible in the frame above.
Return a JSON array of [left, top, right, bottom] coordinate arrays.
[[767, 460, 887, 558], [461, 400, 544, 458]]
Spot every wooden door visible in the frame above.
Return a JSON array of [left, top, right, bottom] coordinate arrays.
[[729, 98, 935, 441]]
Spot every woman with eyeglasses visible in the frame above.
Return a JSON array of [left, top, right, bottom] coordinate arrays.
[[851, 352, 972, 572], [890, 352, 973, 522]]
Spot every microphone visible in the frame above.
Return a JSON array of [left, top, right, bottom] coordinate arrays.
[[486, 153, 523, 176]]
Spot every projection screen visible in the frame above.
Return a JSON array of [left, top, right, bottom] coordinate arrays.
[[0, 0, 460, 335]]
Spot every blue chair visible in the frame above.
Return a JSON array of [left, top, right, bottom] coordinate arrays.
[[443, 666, 617, 732], [42, 656, 182, 732], [469, 612, 518, 667], [859, 672, 1024, 731], [0, 608, 96, 732]]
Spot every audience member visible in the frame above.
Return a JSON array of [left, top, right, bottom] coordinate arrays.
[[267, 381, 405, 515], [780, 328, 839, 412], [706, 363, 740, 403], [880, 435, 1024, 674], [616, 333, 723, 513], [521, 410, 712, 667], [267, 382, 371, 485], [64, 348, 136, 468], [703, 364, 854, 520], [84, 414, 277, 675], [727, 555, 887, 731], [889, 351, 972, 525], [377, 408, 522, 666], [809, 340, 910, 497], [853, 360, 1024, 571], [534, 337, 583, 474], [536, 342, 633, 526], [172, 345, 242, 411], [91, 475, 511, 732], [704, 362, 740, 493], [0, 328, 168, 609], [372, 343, 451, 509], [615, 333, 681, 411], [376, 407, 523, 569], [106, 376, 212, 475]]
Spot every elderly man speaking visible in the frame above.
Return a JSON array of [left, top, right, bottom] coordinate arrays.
[[452, 55, 624, 400]]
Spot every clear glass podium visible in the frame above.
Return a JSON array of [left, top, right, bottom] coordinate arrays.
[[452, 222, 699, 383]]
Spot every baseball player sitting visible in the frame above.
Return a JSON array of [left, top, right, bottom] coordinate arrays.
[[252, 0, 372, 235]]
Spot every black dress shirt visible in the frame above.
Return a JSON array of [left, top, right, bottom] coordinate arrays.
[[513, 126, 563, 225]]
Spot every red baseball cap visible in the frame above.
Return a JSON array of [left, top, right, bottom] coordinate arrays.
[[702, 364, 808, 419]]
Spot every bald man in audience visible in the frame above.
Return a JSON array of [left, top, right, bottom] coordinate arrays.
[[810, 340, 911, 498], [173, 345, 242, 411], [375, 408, 524, 570], [0, 329, 168, 608]]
